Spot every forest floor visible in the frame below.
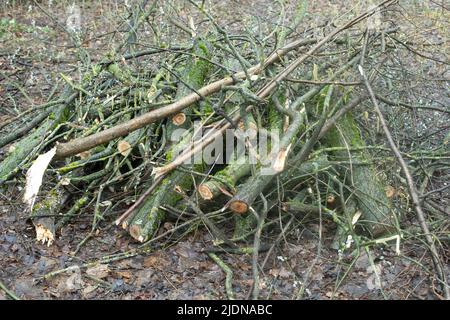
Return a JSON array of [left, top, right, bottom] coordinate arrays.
[[0, 0, 448, 300]]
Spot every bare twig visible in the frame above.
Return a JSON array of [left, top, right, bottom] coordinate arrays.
[[0, 280, 20, 300], [359, 64, 450, 300]]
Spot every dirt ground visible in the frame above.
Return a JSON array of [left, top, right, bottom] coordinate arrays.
[[0, 0, 448, 300]]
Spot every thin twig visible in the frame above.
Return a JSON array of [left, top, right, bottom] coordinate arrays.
[[0, 280, 20, 300], [250, 194, 268, 300], [208, 253, 235, 300], [359, 64, 450, 300]]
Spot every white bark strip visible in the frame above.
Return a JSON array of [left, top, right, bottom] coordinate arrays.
[[23, 147, 57, 211]]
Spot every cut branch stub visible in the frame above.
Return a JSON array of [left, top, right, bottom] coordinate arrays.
[[171, 112, 187, 126], [228, 199, 250, 215], [198, 183, 215, 200]]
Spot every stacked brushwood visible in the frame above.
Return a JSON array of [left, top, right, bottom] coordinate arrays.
[[0, 1, 399, 248]]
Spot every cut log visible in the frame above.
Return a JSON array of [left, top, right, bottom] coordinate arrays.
[[0, 101, 70, 183], [127, 168, 195, 242], [322, 111, 396, 237], [228, 100, 305, 213], [198, 89, 259, 201], [127, 129, 200, 241], [198, 155, 252, 200]]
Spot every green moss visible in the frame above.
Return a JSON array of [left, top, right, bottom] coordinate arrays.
[[216, 170, 236, 188], [32, 188, 63, 217], [199, 100, 214, 115], [107, 63, 134, 85], [322, 106, 394, 236], [182, 39, 212, 91], [131, 166, 196, 241], [233, 214, 256, 240], [58, 161, 83, 174], [0, 117, 54, 182]]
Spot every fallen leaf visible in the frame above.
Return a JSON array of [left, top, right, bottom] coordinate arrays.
[[163, 222, 174, 230], [143, 256, 159, 268], [82, 285, 97, 296], [15, 278, 43, 298], [57, 269, 84, 293], [239, 263, 251, 271], [0, 115, 10, 123], [269, 266, 292, 278], [313, 63, 318, 81], [351, 211, 362, 226], [116, 270, 133, 280], [355, 252, 370, 269], [134, 269, 155, 288], [86, 264, 110, 279]]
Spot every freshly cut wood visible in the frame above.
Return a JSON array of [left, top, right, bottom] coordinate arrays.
[[228, 97, 305, 214], [171, 112, 187, 126], [117, 140, 132, 156]]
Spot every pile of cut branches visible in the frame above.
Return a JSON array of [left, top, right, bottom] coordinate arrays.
[[0, 0, 448, 299]]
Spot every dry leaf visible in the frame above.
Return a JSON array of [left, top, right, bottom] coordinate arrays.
[[163, 222, 174, 230], [116, 270, 133, 280], [313, 63, 318, 81], [363, 111, 369, 123], [63, 272, 84, 292], [86, 264, 110, 279], [143, 255, 159, 268], [0, 115, 10, 123], [269, 267, 292, 278], [143, 253, 169, 269], [82, 285, 97, 296], [58, 266, 83, 293], [188, 16, 196, 37], [118, 140, 132, 156]]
